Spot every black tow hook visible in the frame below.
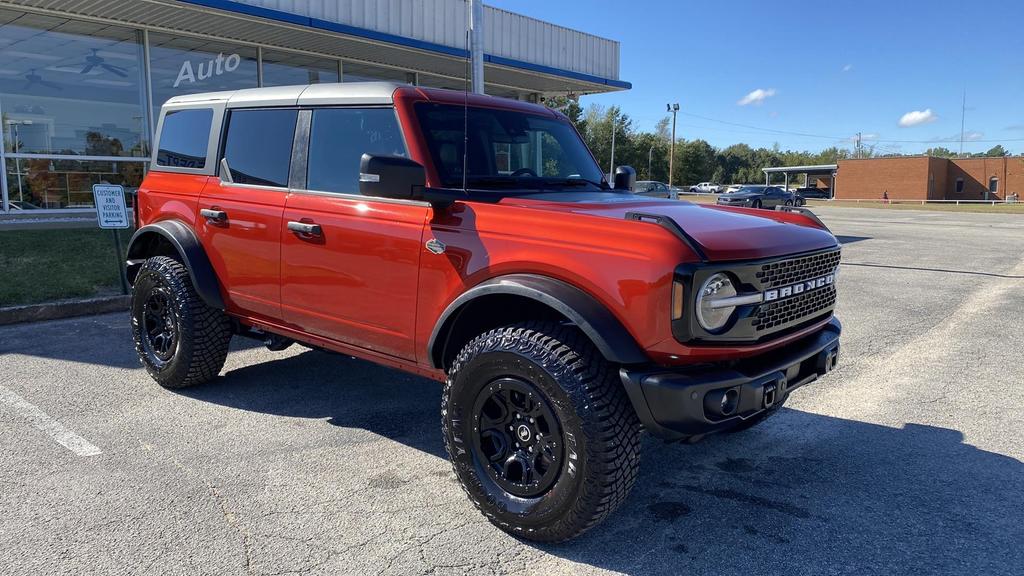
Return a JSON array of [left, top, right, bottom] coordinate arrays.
[[763, 382, 778, 409]]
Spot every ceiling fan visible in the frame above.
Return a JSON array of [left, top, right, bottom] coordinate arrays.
[[23, 69, 62, 91], [79, 48, 128, 77]]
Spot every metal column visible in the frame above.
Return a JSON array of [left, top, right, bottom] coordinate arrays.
[[469, 0, 485, 94]]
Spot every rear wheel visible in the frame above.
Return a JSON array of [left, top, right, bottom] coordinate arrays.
[[442, 322, 640, 542], [130, 256, 231, 389], [785, 199, 794, 206]]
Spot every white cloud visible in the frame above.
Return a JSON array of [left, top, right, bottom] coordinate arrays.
[[898, 109, 938, 127], [737, 88, 776, 106], [842, 64, 853, 72]]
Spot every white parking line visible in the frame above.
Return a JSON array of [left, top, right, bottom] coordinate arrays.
[[0, 385, 102, 457]]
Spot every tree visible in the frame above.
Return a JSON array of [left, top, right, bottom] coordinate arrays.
[[983, 145, 1009, 157], [924, 146, 957, 158]]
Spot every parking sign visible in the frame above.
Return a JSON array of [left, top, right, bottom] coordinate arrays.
[[92, 184, 129, 229]]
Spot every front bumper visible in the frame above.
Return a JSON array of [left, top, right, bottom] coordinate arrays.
[[621, 317, 841, 440]]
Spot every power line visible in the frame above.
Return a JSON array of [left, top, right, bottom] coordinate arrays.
[[678, 111, 1024, 145]]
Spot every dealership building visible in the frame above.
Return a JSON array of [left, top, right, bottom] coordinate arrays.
[[0, 0, 627, 216]]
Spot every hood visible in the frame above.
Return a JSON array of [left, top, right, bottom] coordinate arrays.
[[505, 194, 837, 261]]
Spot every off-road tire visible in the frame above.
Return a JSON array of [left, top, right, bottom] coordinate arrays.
[[442, 321, 641, 542], [726, 397, 787, 433], [130, 256, 231, 389]]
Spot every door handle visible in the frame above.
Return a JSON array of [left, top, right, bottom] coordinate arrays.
[[200, 208, 227, 223], [287, 220, 322, 237]]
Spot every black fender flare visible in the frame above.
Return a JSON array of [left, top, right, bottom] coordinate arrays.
[[125, 220, 225, 310], [427, 274, 649, 369]]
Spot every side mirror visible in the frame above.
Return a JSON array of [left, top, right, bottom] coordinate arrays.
[[614, 165, 636, 192], [359, 154, 425, 200]]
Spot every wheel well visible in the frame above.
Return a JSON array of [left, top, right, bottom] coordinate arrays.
[[126, 232, 179, 283], [435, 294, 571, 371]]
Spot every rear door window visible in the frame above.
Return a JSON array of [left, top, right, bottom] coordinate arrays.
[[157, 108, 213, 168], [221, 108, 298, 187], [306, 108, 407, 195]]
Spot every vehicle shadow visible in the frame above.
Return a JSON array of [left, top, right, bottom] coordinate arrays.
[[183, 349, 1024, 575]]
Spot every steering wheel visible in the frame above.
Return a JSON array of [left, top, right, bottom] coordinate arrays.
[[510, 167, 538, 177]]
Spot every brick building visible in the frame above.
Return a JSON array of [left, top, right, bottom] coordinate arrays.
[[834, 156, 1023, 201]]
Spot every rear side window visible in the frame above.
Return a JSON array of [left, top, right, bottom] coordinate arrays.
[[222, 109, 298, 187], [157, 108, 212, 168], [306, 108, 407, 195]]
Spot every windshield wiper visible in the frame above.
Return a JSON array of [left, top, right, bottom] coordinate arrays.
[[543, 177, 610, 190]]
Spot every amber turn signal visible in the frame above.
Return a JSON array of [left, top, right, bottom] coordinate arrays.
[[671, 281, 684, 320]]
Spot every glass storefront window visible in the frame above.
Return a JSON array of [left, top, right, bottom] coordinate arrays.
[[261, 50, 339, 87], [148, 33, 257, 123], [0, 9, 149, 157], [343, 62, 415, 84], [418, 74, 466, 91], [5, 158, 144, 210]]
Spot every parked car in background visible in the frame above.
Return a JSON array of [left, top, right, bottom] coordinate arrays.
[[634, 180, 678, 199], [716, 185, 797, 209], [723, 184, 745, 194], [689, 182, 721, 193], [795, 187, 831, 200]]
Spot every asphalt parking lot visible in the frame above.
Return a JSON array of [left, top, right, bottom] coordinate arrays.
[[2, 206, 1022, 576]]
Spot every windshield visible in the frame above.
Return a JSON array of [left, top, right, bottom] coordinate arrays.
[[415, 102, 608, 191]]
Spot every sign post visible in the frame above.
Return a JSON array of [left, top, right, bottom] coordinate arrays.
[[92, 184, 131, 295]]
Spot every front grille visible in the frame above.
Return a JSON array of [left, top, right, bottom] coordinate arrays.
[[756, 249, 841, 289], [753, 284, 836, 331]]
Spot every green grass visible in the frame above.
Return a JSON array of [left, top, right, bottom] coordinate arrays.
[[0, 228, 128, 307]]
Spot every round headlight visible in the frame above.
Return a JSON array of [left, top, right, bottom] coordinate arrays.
[[696, 273, 737, 332]]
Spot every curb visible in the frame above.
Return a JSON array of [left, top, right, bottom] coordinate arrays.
[[0, 295, 130, 326]]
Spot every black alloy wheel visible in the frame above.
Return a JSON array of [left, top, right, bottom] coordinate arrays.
[[472, 377, 563, 498], [141, 286, 178, 364]]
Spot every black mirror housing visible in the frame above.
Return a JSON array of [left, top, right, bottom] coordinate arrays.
[[359, 154, 426, 200], [614, 165, 636, 192]]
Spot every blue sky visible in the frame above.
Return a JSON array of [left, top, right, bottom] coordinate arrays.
[[487, 0, 1024, 154]]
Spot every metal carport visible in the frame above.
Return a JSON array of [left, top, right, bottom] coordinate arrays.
[[763, 164, 838, 198]]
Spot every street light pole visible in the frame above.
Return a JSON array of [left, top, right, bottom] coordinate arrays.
[[667, 103, 679, 188]]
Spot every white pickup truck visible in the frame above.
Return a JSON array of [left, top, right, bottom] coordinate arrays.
[[689, 182, 722, 193]]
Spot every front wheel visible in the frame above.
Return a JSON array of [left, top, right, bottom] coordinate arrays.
[[442, 322, 640, 542], [752, 199, 762, 209], [130, 256, 232, 389]]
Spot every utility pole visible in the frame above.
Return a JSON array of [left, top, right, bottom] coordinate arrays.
[[959, 89, 966, 157], [667, 103, 679, 188], [855, 132, 862, 158], [468, 0, 484, 94], [648, 145, 654, 180]]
